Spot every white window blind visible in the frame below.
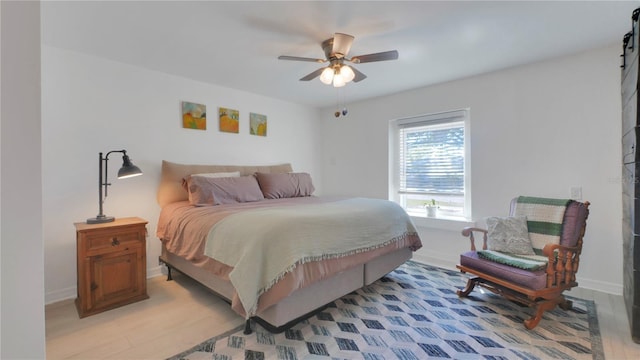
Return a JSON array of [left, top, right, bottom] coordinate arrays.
[[392, 109, 469, 218], [399, 120, 464, 195]]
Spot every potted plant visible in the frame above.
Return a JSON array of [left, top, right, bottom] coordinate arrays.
[[424, 199, 438, 217]]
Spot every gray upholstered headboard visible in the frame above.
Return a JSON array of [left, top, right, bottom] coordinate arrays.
[[156, 160, 293, 207]]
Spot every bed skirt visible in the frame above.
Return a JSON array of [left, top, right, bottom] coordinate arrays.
[[159, 246, 412, 332]]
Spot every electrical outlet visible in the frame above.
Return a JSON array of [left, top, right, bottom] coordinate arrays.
[[570, 186, 582, 200]]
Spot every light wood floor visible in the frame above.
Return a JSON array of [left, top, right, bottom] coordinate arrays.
[[45, 272, 244, 359], [46, 272, 640, 360]]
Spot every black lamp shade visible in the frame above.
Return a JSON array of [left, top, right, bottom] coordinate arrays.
[[118, 155, 143, 179]]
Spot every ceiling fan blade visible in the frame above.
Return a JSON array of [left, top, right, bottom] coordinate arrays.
[[351, 67, 367, 82], [332, 33, 354, 56], [278, 55, 326, 63], [299, 67, 325, 81], [350, 50, 399, 64]]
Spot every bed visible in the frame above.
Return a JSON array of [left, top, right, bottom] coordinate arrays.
[[156, 160, 422, 333]]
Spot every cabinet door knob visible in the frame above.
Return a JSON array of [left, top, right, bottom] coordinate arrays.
[[111, 238, 120, 246]]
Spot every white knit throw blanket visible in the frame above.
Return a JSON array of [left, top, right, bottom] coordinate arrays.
[[514, 196, 571, 251], [203, 197, 419, 317]]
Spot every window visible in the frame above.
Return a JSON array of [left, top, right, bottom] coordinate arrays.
[[390, 109, 470, 219]]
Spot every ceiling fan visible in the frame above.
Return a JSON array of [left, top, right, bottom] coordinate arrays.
[[278, 33, 399, 87]]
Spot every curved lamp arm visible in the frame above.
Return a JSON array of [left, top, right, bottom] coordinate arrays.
[[87, 150, 143, 224]]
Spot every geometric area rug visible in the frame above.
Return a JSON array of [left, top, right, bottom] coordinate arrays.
[[167, 261, 603, 360]]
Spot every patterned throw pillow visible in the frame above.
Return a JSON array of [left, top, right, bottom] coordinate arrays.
[[486, 216, 535, 255]]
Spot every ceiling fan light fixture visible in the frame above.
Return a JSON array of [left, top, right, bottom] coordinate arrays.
[[320, 67, 334, 85], [333, 72, 346, 87], [279, 32, 398, 88], [340, 65, 355, 83]]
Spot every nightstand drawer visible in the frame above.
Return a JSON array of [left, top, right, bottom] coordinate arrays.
[[83, 228, 143, 255]]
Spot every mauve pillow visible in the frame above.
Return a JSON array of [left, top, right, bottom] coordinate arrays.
[[181, 171, 241, 191], [255, 172, 315, 199], [185, 175, 264, 206], [486, 216, 535, 255]]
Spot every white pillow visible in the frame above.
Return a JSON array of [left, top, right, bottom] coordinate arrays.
[[191, 171, 241, 178]]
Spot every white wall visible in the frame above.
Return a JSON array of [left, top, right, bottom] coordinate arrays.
[[1, 1, 46, 358], [42, 40, 624, 301], [320, 44, 623, 294], [42, 46, 323, 303]]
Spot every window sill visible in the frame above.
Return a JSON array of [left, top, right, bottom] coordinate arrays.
[[409, 214, 476, 231]]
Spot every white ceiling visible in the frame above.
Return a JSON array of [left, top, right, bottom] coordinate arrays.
[[41, 1, 639, 108]]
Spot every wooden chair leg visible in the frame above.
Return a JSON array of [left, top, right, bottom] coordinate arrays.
[[523, 296, 566, 330], [457, 277, 479, 297], [457, 275, 576, 330]]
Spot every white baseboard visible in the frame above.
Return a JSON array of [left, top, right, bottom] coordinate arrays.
[[148, 265, 164, 278], [411, 252, 458, 272], [45, 286, 76, 305], [576, 276, 623, 296]]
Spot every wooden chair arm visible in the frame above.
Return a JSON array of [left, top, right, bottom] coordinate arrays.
[[461, 227, 488, 251], [541, 243, 580, 257], [541, 243, 582, 288]]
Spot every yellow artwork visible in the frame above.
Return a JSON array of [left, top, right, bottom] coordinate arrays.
[[250, 113, 267, 137], [219, 107, 239, 133], [182, 101, 206, 130]]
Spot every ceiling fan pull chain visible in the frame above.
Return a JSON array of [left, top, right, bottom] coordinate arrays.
[[332, 88, 348, 118], [341, 86, 348, 116], [334, 87, 341, 118]]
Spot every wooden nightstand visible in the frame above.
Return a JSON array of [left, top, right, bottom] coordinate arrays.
[[75, 217, 149, 318]]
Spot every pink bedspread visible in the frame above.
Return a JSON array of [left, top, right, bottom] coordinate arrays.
[[157, 196, 422, 316]]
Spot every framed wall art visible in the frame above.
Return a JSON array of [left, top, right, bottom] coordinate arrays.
[[219, 107, 239, 133], [249, 112, 267, 137], [181, 101, 206, 130]]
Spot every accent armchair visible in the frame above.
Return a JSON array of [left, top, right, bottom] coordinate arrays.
[[456, 196, 590, 329]]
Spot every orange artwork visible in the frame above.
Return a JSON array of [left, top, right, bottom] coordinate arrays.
[[182, 101, 206, 130], [219, 107, 239, 133]]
